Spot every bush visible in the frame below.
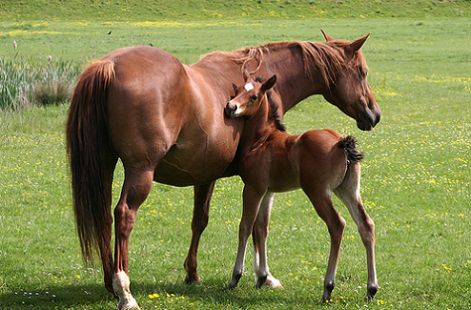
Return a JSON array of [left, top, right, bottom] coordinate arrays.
[[0, 57, 81, 110]]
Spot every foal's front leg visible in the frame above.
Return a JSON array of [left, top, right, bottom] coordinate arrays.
[[252, 192, 283, 288], [228, 185, 265, 289]]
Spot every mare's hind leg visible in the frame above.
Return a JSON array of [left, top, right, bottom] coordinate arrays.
[[252, 192, 283, 288], [113, 168, 154, 310], [184, 181, 216, 284], [228, 185, 264, 289], [303, 189, 346, 303], [335, 164, 378, 300]]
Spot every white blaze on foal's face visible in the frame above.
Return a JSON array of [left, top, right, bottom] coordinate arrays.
[[228, 82, 258, 117]]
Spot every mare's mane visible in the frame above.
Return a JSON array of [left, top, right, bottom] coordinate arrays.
[[199, 40, 348, 88]]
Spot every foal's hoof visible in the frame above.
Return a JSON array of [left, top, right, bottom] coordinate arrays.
[[227, 281, 238, 290], [227, 273, 242, 290], [321, 281, 335, 304], [255, 275, 268, 288], [367, 285, 378, 301], [264, 275, 283, 289]]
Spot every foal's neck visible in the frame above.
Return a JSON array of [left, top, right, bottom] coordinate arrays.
[[240, 95, 283, 153]]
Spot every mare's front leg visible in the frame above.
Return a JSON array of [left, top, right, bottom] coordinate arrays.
[[228, 185, 264, 289], [113, 169, 154, 310], [184, 181, 216, 284], [252, 192, 283, 288]]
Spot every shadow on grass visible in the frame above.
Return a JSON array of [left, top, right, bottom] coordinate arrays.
[[0, 278, 317, 309], [0, 283, 113, 309]]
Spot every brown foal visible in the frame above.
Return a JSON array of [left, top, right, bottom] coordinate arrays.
[[224, 74, 378, 302]]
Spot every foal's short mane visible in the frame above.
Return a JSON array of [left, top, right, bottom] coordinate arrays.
[[252, 76, 286, 132], [199, 41, 347, 88], [266, 92, 286, 132]]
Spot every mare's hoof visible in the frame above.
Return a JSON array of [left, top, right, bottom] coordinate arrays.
[[184, 274, 201, 285], [117, 298, 139, 310]]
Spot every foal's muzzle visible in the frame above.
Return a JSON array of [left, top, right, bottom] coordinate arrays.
[[224, 102, 238, 118]]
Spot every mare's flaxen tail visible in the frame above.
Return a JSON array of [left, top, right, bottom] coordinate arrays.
[[337, 135, 363, 164], [66, 59, 117, 271]]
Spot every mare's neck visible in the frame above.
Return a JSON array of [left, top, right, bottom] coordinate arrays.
[[263, 42, 329, 112]]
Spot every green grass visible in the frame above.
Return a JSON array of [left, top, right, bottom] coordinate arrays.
[[1, 3, 471, 309], [1, 0, 470, 21]]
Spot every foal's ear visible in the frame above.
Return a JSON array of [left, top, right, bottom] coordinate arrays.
[[346, 34, 370, 54], [321, 29, 334, 42], [261, 75, 277, 92], [231, 83, 239, 97]]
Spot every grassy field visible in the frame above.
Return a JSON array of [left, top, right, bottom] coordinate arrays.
[[1, 2, 471, 309]]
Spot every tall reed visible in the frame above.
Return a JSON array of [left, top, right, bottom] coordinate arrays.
[[0, 57, 81, 110]]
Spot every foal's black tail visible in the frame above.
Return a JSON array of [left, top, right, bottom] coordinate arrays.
[[337, 135, 363, 164]]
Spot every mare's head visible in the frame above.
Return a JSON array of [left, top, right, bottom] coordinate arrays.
[[224, 72, 277, 119], [316, 31, 381, 131]]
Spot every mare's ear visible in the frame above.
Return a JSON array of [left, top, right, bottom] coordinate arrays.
[[346, 34, 370, 55], [261, 75, 277, 92], [321, 29, 334, 42]]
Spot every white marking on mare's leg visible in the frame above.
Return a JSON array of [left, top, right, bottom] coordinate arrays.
[[113, 271, 139, 310]]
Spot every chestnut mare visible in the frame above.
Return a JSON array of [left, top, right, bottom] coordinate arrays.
[[224, 73, 377, 302], [66, 31, 380, 309]]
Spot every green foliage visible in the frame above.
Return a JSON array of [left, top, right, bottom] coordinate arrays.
[[0, 57, 80, 109], [0, 58, 30, 110]]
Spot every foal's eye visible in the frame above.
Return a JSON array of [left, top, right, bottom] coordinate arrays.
[[250, 95, 257, 101]]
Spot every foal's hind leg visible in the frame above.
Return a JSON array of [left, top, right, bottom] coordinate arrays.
[[184, 181, 216, 284], [113, 168, 154, 310], [303, 189, 346, 303], [335, 164, 378, 300], [252, 192, 283, 288]]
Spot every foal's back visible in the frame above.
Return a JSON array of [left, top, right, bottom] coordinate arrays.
[[241, 128, 348, 193], [295, 129, 349, 191]]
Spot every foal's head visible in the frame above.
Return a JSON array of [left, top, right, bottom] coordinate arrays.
[[224, 73, 277, 119], [318, 30, 381, 131]]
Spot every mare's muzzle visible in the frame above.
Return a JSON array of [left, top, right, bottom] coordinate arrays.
[[357, 105, 381, 131]]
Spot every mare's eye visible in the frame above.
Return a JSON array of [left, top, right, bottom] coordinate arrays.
[[250, 95, 257, 101]]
